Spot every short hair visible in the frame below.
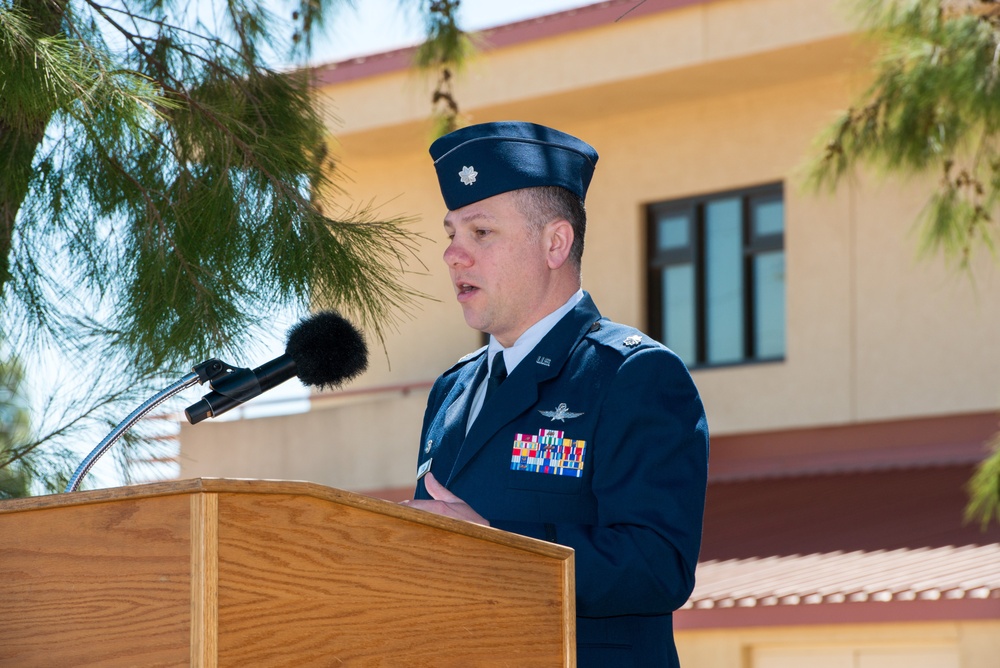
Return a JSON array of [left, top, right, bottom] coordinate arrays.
[[511, 186, 587, 267]]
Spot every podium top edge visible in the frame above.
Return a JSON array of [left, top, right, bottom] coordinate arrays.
[[0, 477, 574, 560]]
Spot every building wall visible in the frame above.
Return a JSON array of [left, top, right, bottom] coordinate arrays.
[[178, 391, 430, 492], [180, 0, 1000, 491], [676, 620, 1000, 668]]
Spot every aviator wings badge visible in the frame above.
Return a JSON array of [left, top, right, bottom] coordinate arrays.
[[539, 403, 584, 422]]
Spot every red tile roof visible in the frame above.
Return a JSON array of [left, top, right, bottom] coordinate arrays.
[[683, 462, 1000, 627], [686, 544, 1000, 610]]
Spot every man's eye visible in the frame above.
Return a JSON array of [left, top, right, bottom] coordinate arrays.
[[475, 229, 490, 237]]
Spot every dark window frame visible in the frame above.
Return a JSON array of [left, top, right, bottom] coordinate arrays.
[[646, 182, 785, 369]]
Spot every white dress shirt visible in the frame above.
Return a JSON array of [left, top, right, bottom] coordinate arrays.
[[465, 289, 585, 432]]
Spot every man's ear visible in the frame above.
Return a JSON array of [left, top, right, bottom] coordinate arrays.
[[544, 219, 574, 269]]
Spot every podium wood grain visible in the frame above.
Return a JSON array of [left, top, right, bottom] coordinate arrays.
[[0, 478, 575, 667]]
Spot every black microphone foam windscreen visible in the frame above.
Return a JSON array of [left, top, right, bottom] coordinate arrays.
[[285, 311, 369, 389]]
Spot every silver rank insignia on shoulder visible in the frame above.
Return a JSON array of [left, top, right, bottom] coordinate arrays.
[[459, 165, 478, 185], [539, 403, 584, 422], [624, 335, 642, 348]]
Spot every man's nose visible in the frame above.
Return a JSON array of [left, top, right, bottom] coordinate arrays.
[[444, 239, 472, 267]]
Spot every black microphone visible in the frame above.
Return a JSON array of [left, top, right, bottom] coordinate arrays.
[[184, 311, 368, 424]]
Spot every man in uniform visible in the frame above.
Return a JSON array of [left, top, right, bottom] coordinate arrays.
[[403, 121, 709, 667]]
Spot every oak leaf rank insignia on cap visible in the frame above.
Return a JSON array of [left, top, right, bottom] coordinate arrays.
[[458, 165, 478, 185], [430, 121, 599, 210]]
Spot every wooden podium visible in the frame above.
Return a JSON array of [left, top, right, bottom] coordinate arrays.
[[0, 478, 575, 667]]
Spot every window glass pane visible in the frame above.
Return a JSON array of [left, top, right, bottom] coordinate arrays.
[[705, 198, 744, 364], [657, 212, 689, 251], [662, 265, 695, 365], [754, 250, 785, 359], [752, 197, 784, 237], [647, 184, 784, 369]]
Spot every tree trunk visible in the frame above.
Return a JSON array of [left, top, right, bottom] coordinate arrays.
[[0, 0, 68, 295]]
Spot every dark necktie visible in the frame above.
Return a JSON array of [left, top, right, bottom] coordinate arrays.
[[484, 351, 507, 403]]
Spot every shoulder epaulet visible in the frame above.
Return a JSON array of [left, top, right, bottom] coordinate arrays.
[[585, 319, 663, 356], [443, 345, 487, 374]]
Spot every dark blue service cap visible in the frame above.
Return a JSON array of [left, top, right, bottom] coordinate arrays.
[[429, 121, 599, 210]]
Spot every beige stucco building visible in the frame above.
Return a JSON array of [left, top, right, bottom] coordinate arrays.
[[179, 0, 1000, 665]]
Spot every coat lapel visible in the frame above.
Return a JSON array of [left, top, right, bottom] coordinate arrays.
[[435, 354, 487, 484], [448, 294, 603, 483]]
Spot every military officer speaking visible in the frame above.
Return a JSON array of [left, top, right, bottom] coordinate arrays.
[[402, 121, 709, 667]]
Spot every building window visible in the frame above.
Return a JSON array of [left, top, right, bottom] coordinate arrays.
[[646, 183, 785, 368]]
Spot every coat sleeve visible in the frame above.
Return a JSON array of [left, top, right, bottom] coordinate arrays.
[[554, 347, 709, 617]]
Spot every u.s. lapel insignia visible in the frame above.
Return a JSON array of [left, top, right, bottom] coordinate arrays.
[[459, 165, 478, 185], [539, 402, 584, 422], [623, 335, 642, 348], [536, 356, 551, 366]]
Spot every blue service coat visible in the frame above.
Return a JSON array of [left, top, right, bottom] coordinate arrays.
[[415, 293, 709, 667]]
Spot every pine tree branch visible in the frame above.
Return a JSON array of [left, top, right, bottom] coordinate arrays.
[[805, 0, 1000, 267], [966, 431, 1000, 530], [1, 0, 437, 492]]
